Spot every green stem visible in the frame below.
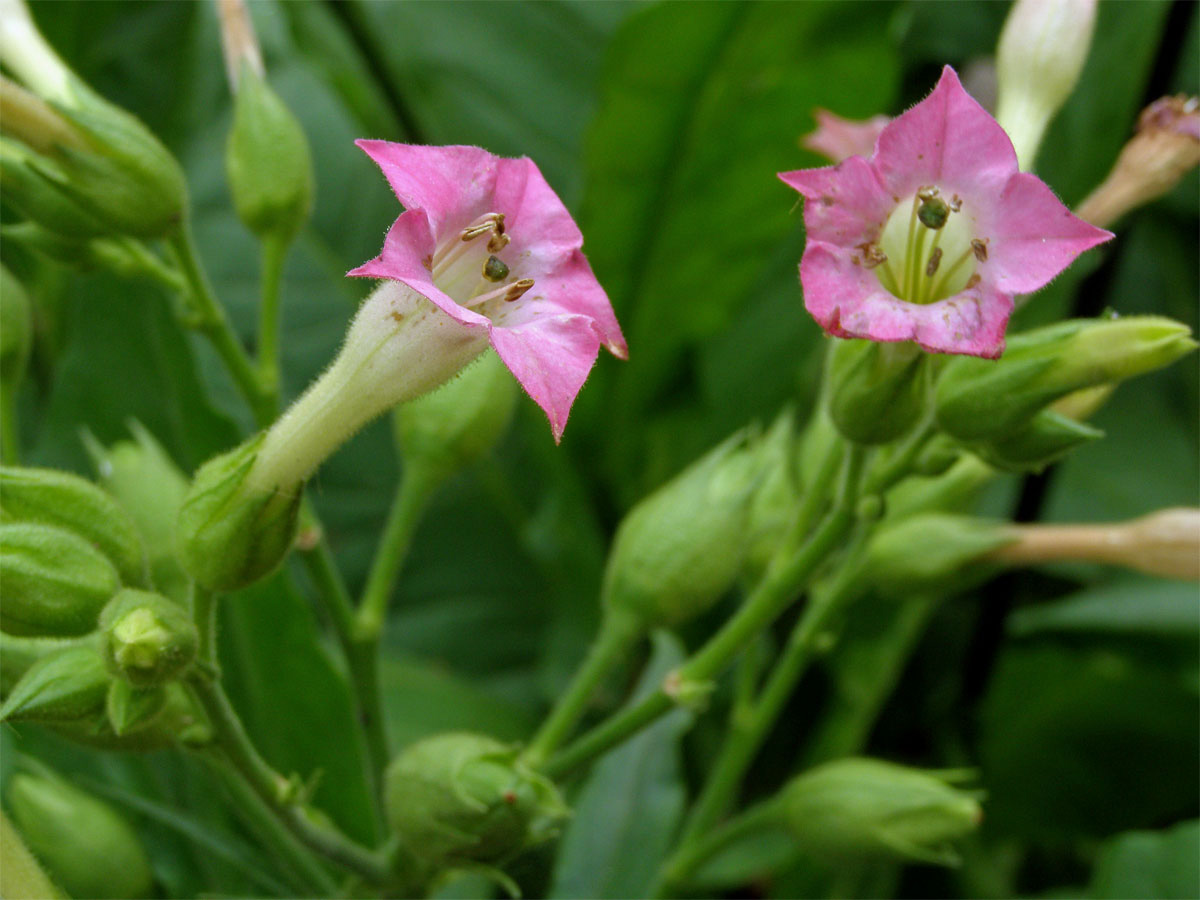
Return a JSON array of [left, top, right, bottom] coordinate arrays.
[[205, 756, 338, 897], [191, 584, 218, 671], [355, 464, 441, 640], [653, 799, 783, 896], [541, 446, 869, 780], [0, 383, 19, 465], [522, 607, 643, 767], [256, 232, 289, 413], [166, 222, 274, 428]]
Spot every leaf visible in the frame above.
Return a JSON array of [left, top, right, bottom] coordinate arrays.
[[1010, 578, 1200, 642], [549, 631, 690, 899], [1087, 820, 1200, 900]]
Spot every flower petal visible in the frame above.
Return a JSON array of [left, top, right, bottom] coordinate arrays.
[[508, 250, 627, 358], [780, 156, 893, 248], [348, 208, 490, 329], [492, 156, 585, 264], [874, 66, 1017, 199], [800, 242, 1011, 357], [488, 314, 602, 442], [802, 109, 891, 164], [356, 141, 500, 234], [982, 172, 1114, 294]]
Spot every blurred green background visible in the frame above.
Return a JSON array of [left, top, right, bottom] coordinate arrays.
[[2, 1, 1196, 897]]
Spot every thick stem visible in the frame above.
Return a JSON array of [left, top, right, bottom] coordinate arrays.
[[255, 232, 289, 413], [522, 607, 643, 767]]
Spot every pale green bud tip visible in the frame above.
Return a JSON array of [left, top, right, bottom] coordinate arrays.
[[828, 340, 926, 445], [780, 758, 983, 866], [176, 436, 301, 591], [385, 732, 567, 867], [996, 0, 1098, 169], [603, 431, 761, 630], [395, 349, 518, 481], [99, 589, 197, 687]]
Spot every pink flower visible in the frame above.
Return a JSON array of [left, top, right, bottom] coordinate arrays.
[[801, 109, 890, 164], [780, 66, 1112, 358], [350, 142, 627, 440]]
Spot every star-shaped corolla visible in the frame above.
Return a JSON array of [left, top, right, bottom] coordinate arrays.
[[350, 142, 627, 440], [780, 66, 1112, 358]]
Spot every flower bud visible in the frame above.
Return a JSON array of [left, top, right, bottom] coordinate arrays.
[[995, 0, 1097, 170], [6, 771, 154, 900], [971, 409, 1103, 473], [1076, 95, 1200, 228], [935, 317, 1197, 442], [385, 732, 567, 867], [83, 423, 191, 600], [1, 465, 148, 586], [910, 434, 962, 478], [176, 435, 301, 591], [778, 757, 982, 865], [0, 642, 109, 723], [0, 522, 119, 635], [827, 340, 927, 445], [0, 810, 64, 900], [51, 681, 211, 752], [99, 589, 197, 687], [863, 514, 1014, 594], [0, 132, 108, 239], [602, 432, 760, 631], [225, 63, 314, 242], [0, 263, 32, 389], [743, 410, 803, 580], [0, 631, 85, 695], [395, 349, 517, 484], [884, 454, 995, 523]]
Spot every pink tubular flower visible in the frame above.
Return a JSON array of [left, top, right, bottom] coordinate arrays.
[[780, 66, 1112, 358], [801, 109, 890, 164], [350, 142, 627, 440]]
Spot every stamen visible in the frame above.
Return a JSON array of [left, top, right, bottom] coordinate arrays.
[[971, 239, 989, 262], [483, 255, 510, 282], [487, 232, 510, 253], [461, 278, 536, 310], [925, 247, 943, 277], [857, 242, 888, 269], [505, 278, 534, 302]]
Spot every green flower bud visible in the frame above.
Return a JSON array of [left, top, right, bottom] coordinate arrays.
[[1, 465, 148, 586], [0, 810, 65, 900], [828, 340, 927, 445], [225, 63, 314, 241], [935, 317, 1196, 442], [971, 409, 1104, 473], [98, 589, 197, 687], [0, 642, 109, 723], [105, 678, 167, 737], [6, 771, 154, 900], [0, 522, 120, 635], [0, 134, 108, 239], [602, 432, 760, 631], [883, 454, 995, 523], [743, 410, 802, 581], [0, 264, 33, 388], [0, 631, 88, 695], [910, 434, 962, 478], [778, 758, 982, 865], [385, 732, 567, 867], [395, 349, 518, 484], [83, 423, 191, 601], [863, 514, 1014, 594], [176, 435, 301, 591], [50, 682, 211, 752]]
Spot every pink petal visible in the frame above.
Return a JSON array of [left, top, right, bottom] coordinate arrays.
[[489, 314, 602, 442], [802, 109, 891, 164], [873, 66, 1016, 199], [982, 172, 1113, 294], [779, 156, 893, 248], [356, 141, 500, 234], [800, 242, 1011, 357], [348, 208, 490, 329], [492, 156, 585, 265], [520, 250, 627, 358]]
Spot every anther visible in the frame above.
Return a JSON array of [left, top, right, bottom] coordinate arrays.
[[483, 255, 510, 282], [971, 239, 989, 262], [857, 242, 888, 269], [487, 232, 510, 253], [925, 247, 943, 277], [949, 194, 962, 212], [504, 278, 534, 302], [965, 273, 981, 289]]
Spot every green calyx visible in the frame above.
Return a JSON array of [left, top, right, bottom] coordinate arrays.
[[827, 339, 928, 445], [99, 589, 197, 687]]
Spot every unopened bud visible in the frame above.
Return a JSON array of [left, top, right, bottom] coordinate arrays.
[[225, 63, 314, 241], [176, 435, 301, 591], [84, 423, 191, 600], [0, 811, 63, 900], [1050, 382, 1115, 422], [777, 757, 982, 865], [1076, 96, 1200, 227], [885, 454, 995, 523], [0, 132, 107, 239], [6, 771, 154, 900], [0, 631, 87, 695], [971, 408, 1103, 473], [828, 340, 927, 445], [395, 349, 517, 484], [935, 317, 1196, 441], [0, 264, 32, 390], [1, 465, 147, 586], [51, 681, 211, 752], [385, 732, 567, 867], [864, 514, 1014, 594], [995, 0, 1097, 169], [99, 589, 197, 687], [743, 410, 803, 581], [603, 432, 760, 631], [0, 642, 109, 723], [0, 522, 119, 635]]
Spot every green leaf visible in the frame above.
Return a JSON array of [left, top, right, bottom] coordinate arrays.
[[1010, 578, 1200, 642], [1088, 820, 1200, 900], [550, 631, 690, 899]]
